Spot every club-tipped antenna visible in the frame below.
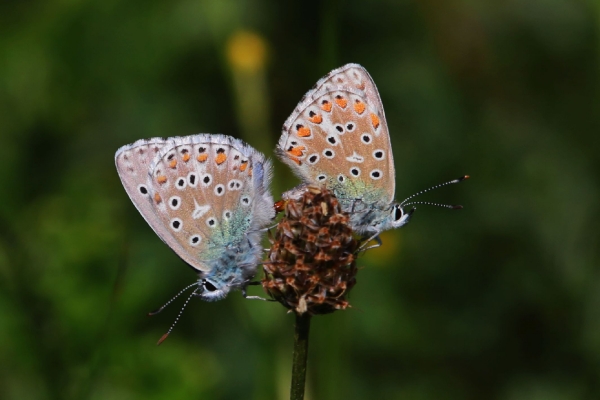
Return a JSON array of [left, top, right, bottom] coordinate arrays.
[[400, 175, 469, 206], [402, 201, 463, 209], [156, 288, 198, 345], [147, 282, 199, 316]]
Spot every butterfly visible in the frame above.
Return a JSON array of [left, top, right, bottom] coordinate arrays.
[[115, 134, 275, 302], [276, 63, 467, 239]]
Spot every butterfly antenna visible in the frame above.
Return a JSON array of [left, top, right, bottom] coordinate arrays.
[[402, 201, 463, 209], [156, 289, 197, 345], [400, 175, 469, 206], [147, 282, 199, 316]]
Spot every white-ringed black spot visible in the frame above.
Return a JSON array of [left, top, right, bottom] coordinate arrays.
[[206, 217, 217, 227], [169, 196, 181, 210], [171, 218, 183, 232], [241, 195, 251, 206], [346, 123, 355, 132], [308, 154, 319, 164], [361, 134, 372, 144], [373, 149, 385, 160], [188, 173, 197, 187], [317, 174, 327, 182], [338, 174, 346, 183], [335, 124, 344, 133], [350, 167, 361, 177], [137, 184, 149, 196], [370, 169, 383, 180], [202, 174, 212, 186], [327, 136, 337, 145], [214, 184, 225, 196], [290, 140, 298, 146], [223, 210, 232, 220], [176, 178, 186, 189], [189, 235, 201, 246], [323, 149, 335, 159]]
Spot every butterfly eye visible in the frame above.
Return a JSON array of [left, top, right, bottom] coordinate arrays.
[[393, 205, 403, 221], [203, 280, 217, 292]]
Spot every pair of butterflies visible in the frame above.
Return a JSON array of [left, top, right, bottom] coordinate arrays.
[[115, 63, 462, 302]]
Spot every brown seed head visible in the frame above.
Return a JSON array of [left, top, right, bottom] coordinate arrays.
[[262, 186, 359, 315]]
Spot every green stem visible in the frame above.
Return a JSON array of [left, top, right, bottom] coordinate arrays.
[[290, 313, 312, 400]]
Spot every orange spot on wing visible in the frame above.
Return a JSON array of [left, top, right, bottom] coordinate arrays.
[[197, 153, 208, 162], [297, 126, 311, 137], [370, 113, 380, 129], [157, 175, 167, 184], [240, 162, 248, 172], [288, 146, 306, 157], [354, 101, 365, 114], [309, 114, 322, 124], [154, 193, 162, 203], [182, 153, 190, 162], [169, 159, 177, 168], [288, 156, 301, 165], [320, 100, 332, 112], [335, 96, 347, 108], [215, 153, 227, 165]]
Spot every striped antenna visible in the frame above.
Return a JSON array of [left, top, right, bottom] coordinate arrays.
[[400, 175, 469, 206], [402, 201, 463, 209], [156, 289, 198, 345], [147, 282, 199, 316]]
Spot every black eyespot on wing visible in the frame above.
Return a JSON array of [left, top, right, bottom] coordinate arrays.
[[139, 186, 148, 195]]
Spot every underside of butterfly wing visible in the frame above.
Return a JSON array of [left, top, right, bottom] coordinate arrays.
[[147, 134, 274, 286]]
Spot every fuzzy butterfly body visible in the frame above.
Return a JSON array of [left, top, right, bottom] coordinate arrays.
[[115, 134, 274, 301], [277, 64, 411, 235]]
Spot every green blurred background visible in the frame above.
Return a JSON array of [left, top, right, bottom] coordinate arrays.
[[1, 0, 598, 399]]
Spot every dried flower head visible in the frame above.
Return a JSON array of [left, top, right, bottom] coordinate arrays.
[[262, 186, 359, 315]]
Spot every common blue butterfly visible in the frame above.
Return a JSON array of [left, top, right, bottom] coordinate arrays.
[[277, 63, 466, 238], [115, 134, 274, 302]]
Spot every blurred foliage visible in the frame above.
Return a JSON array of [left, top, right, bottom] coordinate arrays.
[[1, 0, 599, 399]]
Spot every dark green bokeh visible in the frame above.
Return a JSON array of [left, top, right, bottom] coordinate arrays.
[[1, 1, 598, 399]]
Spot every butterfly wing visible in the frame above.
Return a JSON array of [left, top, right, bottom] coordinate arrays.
[[277, 64, 395, 207], [116, 134, 274, 273]]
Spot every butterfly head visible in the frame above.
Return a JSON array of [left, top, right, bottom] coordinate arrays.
[[389, 203, 415, 229], [196, 278, 231, 302]]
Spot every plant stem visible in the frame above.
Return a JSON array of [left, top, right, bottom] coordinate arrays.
[[290, 313, 312, 400]]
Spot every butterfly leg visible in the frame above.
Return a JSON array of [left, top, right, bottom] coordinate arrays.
[[242, 281, 276, 301], [358, 232, 383, 252]]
